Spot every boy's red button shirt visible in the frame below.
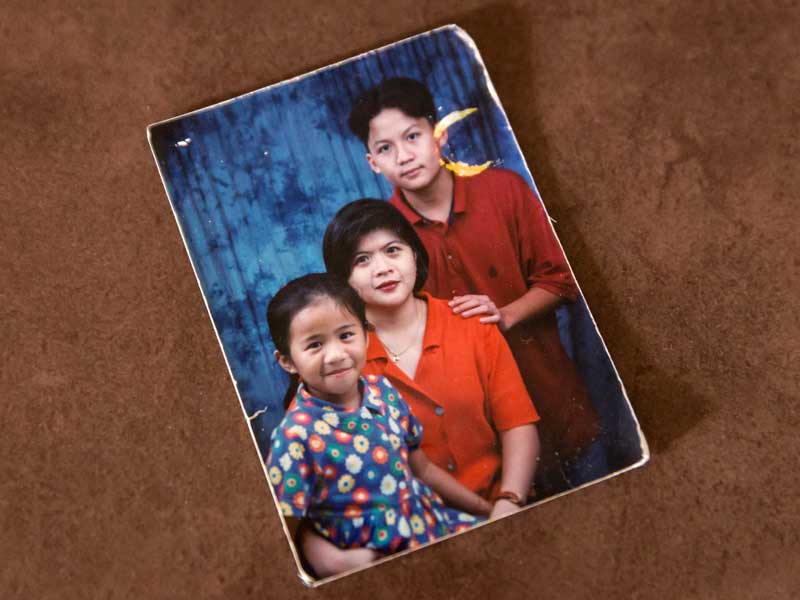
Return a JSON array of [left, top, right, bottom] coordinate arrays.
[[362, 293, 539, 497], [389, 168, 600, 460]]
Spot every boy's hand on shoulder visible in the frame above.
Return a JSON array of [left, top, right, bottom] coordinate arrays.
[[449, 294, 506, 329]]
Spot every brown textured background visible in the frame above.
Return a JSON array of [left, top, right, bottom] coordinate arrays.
[[3, 1, 798, 598]]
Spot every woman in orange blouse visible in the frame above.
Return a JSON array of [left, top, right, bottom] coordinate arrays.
[[322, 199, 541, 519]]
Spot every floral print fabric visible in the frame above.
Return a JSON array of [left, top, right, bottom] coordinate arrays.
[[268, 374, 482, 552]]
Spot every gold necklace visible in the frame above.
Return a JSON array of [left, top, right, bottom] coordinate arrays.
[[379, 301, 423, 363]]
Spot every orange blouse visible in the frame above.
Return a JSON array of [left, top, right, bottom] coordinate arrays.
[[363, 293, 539, 496]]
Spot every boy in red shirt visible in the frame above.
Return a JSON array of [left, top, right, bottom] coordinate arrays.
[[347, 78, 605, 494]]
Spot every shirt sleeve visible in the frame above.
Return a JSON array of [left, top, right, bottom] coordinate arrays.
[[509, 172, 580, 301], [386, 378, 423, 451], [480, 322, 540, 431], [403, 407, 424, 451], [267, 417, 315, 519]]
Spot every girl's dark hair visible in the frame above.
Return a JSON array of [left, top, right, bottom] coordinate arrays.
[[322, 199, 429, 294], [266, 273, 367, 408], [348, 77, 437, 146]]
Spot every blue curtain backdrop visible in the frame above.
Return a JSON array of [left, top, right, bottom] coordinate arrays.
[[150, 26, 643, 470]]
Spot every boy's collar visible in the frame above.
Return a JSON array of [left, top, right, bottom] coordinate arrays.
[[391, 173, 467, 226]]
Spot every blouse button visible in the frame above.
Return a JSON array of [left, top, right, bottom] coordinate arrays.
[[434, 406, 445, 416], [447, 462, 456, 471]]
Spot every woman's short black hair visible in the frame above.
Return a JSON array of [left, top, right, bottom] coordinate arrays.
[[348, 77, 437, 147], [322, 199, 429, 294]]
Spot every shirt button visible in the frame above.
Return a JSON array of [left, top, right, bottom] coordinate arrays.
[[447, 462, 456, 472], [451, 289, 458, 296], [447, 254, 453, 260], [434, 406, 445, 416]]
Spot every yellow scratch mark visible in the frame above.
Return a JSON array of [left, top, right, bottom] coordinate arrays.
[[248, 407, 268, 421], [434, 108, 492, 177], [434, 107, 478, 139], [442, 159, 493, 177]]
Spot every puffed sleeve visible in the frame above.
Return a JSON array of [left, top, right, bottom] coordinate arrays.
[[382, 377, 424, 451], [402, 405, 424, 451], [480, 322, 540, 431], [267, 413, 316, 519], [508, 172, 580, 301]]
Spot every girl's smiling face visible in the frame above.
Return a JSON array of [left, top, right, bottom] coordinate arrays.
[[347, 228, 417, 309], [278, 297, 367, 407]]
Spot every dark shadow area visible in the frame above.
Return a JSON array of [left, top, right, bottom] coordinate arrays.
[[455, 2, 714, 456]]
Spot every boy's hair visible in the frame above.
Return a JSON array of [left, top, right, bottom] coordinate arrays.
[[266, 273, 367, 357], [348, 77, 437, 146], [323, 199, 429, 294]]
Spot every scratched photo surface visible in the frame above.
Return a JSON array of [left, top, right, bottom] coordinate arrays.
[[148, 25, 647, 584]]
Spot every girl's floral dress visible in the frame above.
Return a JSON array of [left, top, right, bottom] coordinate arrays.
[[268, 374, 483, 552]]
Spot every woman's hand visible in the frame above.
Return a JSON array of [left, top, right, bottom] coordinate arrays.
[[409, 448, 493, 516], [449, 294, 505, 328], [495, 424, 540, 518], [489, 498, 522, 520]]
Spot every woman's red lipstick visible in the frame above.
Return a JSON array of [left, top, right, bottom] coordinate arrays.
[[376, 281, 399, 293]]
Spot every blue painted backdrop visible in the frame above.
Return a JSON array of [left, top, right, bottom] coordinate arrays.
[[150, 26, 643, 471]]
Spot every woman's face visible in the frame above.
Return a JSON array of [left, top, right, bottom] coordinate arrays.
[[347, 228, 417, 309]]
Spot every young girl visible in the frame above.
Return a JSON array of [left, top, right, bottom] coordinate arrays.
[[266, 273, 490, 578]]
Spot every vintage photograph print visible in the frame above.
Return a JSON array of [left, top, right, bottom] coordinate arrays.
[[148, 25, 648, 585]]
